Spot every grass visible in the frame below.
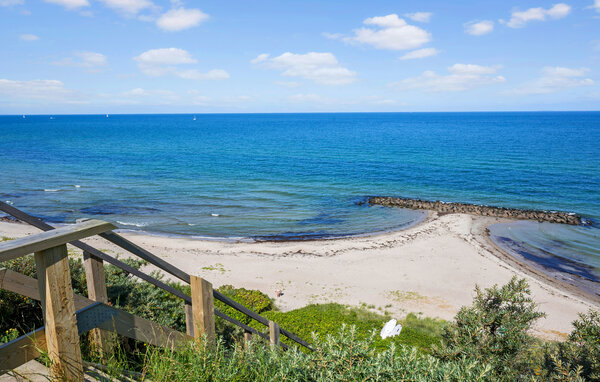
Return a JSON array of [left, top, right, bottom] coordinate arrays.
[[251, 303, 447, 353]]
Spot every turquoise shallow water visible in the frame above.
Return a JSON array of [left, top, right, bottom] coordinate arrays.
[[0, 112, 599, 289]]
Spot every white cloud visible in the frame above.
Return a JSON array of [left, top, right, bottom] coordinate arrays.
[[177, 69, 230, 80], [0, 79, 76, 100], [134, 48, 229, 81], [328, 14, 431, 51], [53, 51, 107, 71], [20, 34, 39, 41], [52, 52, 107, 73], [349, 14, 431, 50], [591, 0, 600, 12], [399, 47, 438, 60], [464, 20, 494, 35], [513, 67, 594, 94], [403, 12, 432, 23], [250, 53, 269, 64], [75, 51, 107, 66], [322, 32, 343, 39], [0, 0, 24, 6], [43, 0, 89, 9], [504, 3, 571, 28], [156, 7, 208, 31], [391, 64, 505, 92], [98, 0, 154, 15], [134, 48, 196, 68], [252, 52, 357, 85]]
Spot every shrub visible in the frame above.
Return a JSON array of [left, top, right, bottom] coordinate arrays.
[[433, 277, 545, 380], [215, 284, 273, 325], [541, 309, 600, 381], [142, 325, 492, 382]]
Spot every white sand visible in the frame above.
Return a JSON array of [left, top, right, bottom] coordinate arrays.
[[1, 212, 597, 340]]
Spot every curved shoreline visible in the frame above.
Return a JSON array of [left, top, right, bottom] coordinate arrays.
[[0, 214, 597, 339], [368, 196, 584, 225]]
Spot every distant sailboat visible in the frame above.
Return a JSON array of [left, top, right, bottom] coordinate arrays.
[[193, 115, 197, 121], [106, 114, 109, 118], [22, 115, 25, 119], [49, 116, 54, 120]]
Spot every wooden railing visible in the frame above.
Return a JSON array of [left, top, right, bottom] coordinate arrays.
[[0, 202, 313, 380]]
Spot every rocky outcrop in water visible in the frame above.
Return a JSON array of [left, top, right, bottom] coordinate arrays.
[[368, 196, 583, 225]]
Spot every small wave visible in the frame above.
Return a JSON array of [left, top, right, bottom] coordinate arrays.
[[4, 200, 13, 205], [44, 189, 60, 192], [74, 185, 81, 188], [187, 223, 197, 226], [211, 213, 220, 217], [116, 220, 148, 228]]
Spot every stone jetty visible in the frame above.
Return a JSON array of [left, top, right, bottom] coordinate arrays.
[[368, 196, 583, 225]]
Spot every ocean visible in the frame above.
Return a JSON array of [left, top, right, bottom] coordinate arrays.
[[1, 112, 599, 288]]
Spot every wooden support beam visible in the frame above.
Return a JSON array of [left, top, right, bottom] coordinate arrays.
[[0, 219, 116, 262], [269, 321, 280, 348], [35, 245, 84, 381], [0, 328, 46, 374], [244, 331, 252, 346], [185, 302, 194, 337], [190, 275, 215, 347], [83, 251, 114, 360]]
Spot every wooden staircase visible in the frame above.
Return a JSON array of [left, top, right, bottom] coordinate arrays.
[[0, 202, 313, 381]]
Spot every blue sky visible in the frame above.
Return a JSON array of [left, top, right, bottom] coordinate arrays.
[[1, 0, 599, 113]]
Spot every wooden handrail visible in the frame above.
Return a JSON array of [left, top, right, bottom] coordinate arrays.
[[0, 219, 115, 261], [0, 201, 313, 351], [0, 201, 190, 302]]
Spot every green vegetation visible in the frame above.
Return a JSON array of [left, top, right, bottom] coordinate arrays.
[[141, 327, 492, 382], [255, 303, 445, 353], [433, 277, 546, 379], [1, 255, 599, 381]]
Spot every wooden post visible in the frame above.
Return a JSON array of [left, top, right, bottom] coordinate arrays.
[[244, 330, 252, 345], [35, 245, 84, 381], [190, 275, 215, 347], [83, 251, 114, 360], [185, 301, 194, 337], [269, 321, 280, 348]]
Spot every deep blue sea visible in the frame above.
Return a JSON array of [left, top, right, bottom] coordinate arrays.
[[1, 112, 599, 290]]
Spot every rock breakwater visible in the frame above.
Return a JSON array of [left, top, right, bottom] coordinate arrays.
[[368, 196, 583, 225]]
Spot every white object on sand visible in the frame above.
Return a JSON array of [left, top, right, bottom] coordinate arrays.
[[380, 319, 402, 339]]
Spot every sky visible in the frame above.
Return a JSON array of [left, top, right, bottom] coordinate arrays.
[[0, 0, 599, 113]]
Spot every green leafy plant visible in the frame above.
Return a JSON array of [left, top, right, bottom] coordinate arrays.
[[433, 277, 545, 380], [541, 309, 600, 381]]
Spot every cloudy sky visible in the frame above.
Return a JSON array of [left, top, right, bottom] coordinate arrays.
[[1, 0, 599, 113]]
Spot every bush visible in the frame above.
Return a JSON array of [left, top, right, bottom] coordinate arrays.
[[142, 325, 492, 382], [433, 277, 545, 380], [541, 309, 600, 381], [215, 284, 273, 325]]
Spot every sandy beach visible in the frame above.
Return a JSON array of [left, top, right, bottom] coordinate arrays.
[[1, 212, 598, 340]]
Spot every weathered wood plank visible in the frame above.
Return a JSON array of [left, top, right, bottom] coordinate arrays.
[[0, 327, 46, 374], [83, 251, 115, 360], [0, 267, 90, 310], [0, 220, 115, 262], [190, 275, 215, 346], [269, 321, 280, 348], [98, 305, 191, 349], [185, 302, 194, 337], [35, 245, 84, 381]]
